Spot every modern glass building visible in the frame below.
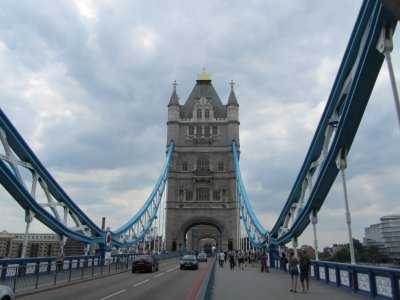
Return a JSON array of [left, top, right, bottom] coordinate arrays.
[[364, 215, 400, 261]]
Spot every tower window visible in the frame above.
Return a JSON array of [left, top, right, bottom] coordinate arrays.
[[197, 109, 202, 119], [188, 125, 194, 135], [196, 125, 202, 135], [204, 125, 210, 135], [218, 161, 224, 171], [196, 187, 210, 201], [205, 109, 210, 119], [185, 190, 193, 201], [213, 190, 221, 201], [197, 158, 209, 171], [182, 161, 188, 171]]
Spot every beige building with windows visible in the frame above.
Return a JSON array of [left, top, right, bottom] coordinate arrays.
[[0, 230, 94, 258]]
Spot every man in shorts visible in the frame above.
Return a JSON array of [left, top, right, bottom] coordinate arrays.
[[299, 250, 311, 292]]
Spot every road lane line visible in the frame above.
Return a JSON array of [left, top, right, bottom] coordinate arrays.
[[166, 268, 175, 272], [154, 272, 165, 278], [99, 289, 126, 300], [133, 279, 149, 287]]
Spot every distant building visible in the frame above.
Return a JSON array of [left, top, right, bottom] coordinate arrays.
[[364, 215, 400, 261], [332, 243, 347, 254], [364, 223, 384, 248], [0, 230, 95, 258]]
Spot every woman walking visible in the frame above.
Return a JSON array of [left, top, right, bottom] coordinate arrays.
[[288, 252, 299, 293]]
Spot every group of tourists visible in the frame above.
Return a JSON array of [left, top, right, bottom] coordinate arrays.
[[216, 249, 270, 272], [281, 250, 311, 293], [216, 248, 312, 293]]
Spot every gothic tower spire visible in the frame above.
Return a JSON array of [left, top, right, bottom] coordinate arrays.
[[227, 80, 239, 107], [168, 80, 180, 107]]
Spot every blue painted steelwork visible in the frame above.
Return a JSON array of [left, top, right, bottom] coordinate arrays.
[[0, 0, 397, 257], [232, 0, 397, 247], [0, 107, 174, 248], [232, 140, 267, 248], [311, 260, 400, 299], [112, 142, 174, 247], [270, 0, 397, 245]]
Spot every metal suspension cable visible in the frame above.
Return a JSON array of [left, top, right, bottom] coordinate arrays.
[[112, 142, 174, 239], [232, 140, 268, 248]]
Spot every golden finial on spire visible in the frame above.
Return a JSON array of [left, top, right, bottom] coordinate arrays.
[[197, 67, 211, 81]]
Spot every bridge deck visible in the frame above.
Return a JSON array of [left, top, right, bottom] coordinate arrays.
[[212, 263, 368, 299]]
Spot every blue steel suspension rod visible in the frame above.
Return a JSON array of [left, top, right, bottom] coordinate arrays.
[[0, 108, 103, 236], [112, 142, 174, 245], [232, 140, 268, 247], [270, 0, 397, 245]]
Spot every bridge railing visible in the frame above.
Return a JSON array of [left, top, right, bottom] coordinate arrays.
[[311, 260, 400, 300], [272, 255, 400, 300], [0, 252, 180, 293]]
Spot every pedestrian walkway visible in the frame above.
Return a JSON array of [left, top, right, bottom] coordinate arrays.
[[211, 263, 368, 299]]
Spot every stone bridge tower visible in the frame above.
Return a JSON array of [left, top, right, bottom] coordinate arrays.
[[165, 70, 240, 252]]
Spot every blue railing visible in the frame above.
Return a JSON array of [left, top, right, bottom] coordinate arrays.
[[311, 260, 400, 300], [0, 252, 180, 293], [271, 255, 400, 300]]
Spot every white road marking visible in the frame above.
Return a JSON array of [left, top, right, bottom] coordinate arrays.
[[166, 268, 175, 272], [154, 272, 165, 278], [99, 289, 126, 300], [133, 279, 149, 287]]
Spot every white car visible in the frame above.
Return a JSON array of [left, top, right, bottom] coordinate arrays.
[[0, 285, 15, 300]]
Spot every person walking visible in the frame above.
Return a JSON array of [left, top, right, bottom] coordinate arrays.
[[289, 251, 299, 293], [238, 250, 244, 270], [229, 251, 235, 270], [56, 250, 64, 274], [299, 250, 311, 292], [250, 251, 256, 267], [219, 251, 225, 267], [280, 252, 288, 273], [260, 250, 269, 273]]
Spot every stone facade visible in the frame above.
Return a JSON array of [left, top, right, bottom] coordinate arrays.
[[165, 71, 240, 252]]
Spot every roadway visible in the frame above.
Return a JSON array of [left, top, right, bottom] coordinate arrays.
[[18, 258, 208, 300]]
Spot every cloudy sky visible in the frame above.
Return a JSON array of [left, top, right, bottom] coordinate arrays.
[[0, 0, 399, 250]]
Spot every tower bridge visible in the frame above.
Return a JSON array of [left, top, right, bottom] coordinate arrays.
[[165, 70, 240, 252], [0, 0, 400, 299]]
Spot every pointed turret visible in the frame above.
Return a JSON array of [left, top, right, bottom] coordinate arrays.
[[168, 81, 180, 131], [168, 80, 180, 107], [227, 80, 239, 107], [227, 80, 239, 142]]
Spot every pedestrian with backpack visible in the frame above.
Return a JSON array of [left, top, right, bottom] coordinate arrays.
[[299, 250, 311, 292]]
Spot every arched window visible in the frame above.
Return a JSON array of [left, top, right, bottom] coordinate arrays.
[[204, 109, 210, 119], [188, 125, 194, 135], [197, 158, 209, 171]]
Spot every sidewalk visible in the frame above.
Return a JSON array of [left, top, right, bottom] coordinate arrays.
[[211, 263, 368, 300]]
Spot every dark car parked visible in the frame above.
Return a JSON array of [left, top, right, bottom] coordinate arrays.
[[132, 255, 159, 273], [180, 254, 199, 270]]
